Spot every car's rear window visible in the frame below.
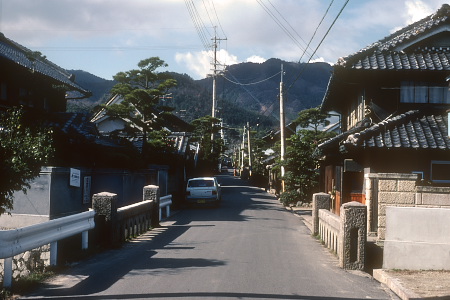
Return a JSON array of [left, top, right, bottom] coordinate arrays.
[[188, 180, 214, 187]]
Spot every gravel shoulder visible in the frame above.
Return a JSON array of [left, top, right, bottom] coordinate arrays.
[[384, 270, 450, 298]]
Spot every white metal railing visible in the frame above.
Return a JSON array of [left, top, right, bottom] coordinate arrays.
[[159, 195, 172, 221], [0, 210, 95, 288]]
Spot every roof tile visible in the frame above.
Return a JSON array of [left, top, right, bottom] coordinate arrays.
[[334, 111, 450, 151], [0, 34, 89, 95]]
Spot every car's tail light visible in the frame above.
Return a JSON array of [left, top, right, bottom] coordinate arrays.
[[212, 190, 217, 195], [186, 191, 190, 196]]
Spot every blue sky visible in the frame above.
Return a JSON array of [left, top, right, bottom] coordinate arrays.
[[0, 0, 447, 80]]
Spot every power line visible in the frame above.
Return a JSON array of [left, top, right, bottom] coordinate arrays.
[[209, 0, 227, 39], [256, 0, 319, 61], [184, 0, 212, 52], [287, 0, 350, 92], [266, 0, 318, 61], [297, 0, 335, 63], [224, 71, 280, 122], [222, 71, 281, 86], [202, 0, 216, 30], [30, 45, 203, 52]]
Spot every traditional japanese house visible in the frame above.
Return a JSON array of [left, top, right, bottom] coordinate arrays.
[[318, 5, 450, 220]]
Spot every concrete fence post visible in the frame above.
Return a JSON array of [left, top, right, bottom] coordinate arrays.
[[339, 201, 367, 270], [312, 193, 331, 236], [92, 192, 118, 247], [143, 185, 160, 228]]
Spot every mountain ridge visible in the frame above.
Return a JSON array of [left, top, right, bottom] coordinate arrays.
[[67, 58, 332, 129]]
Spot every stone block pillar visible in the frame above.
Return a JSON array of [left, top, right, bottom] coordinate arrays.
[[92, 192, 118, 247], [144, 185, 160, 228], [339, 201, 367, 270], [312, 193, 331, 236]]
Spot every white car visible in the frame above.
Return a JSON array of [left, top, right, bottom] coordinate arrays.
[[186, 177, 221, 206]]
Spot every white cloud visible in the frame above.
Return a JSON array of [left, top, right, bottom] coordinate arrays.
[[405, 0, 435, 23], [175, 51, 210, 79], [246, 55, 266, 63], [310, 57, 326, 63], [175, 49, 239, 79], [1, 0, 447, 80]]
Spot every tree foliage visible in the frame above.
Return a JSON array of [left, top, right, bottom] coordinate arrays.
[[102, 57, 177, 155], [0, 107, 54, 214], [294, 107, 330, 134], [191, 115, 224, 175], [280, 107, 336, 206]]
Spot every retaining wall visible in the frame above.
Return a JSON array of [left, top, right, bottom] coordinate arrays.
[[365, 173, 450, 242], [383, 206, 450, 270]]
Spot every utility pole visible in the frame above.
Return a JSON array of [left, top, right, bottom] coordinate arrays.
[[247, 122, 252, 177], [241, 125, 246, 172], [211, 27, 227, 120], [280, 64, 286, 193]]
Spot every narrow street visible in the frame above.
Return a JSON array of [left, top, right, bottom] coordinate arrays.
[[23, 172, 394, 299]]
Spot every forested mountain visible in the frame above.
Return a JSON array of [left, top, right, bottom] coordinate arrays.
[[66, 70, 116, 113], [67, 58, 332, 130], [197, 58, 332, 125]]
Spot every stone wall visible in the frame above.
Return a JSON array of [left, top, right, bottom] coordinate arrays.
[[0, 245, 50, 283], [366, 173, 450, 242]]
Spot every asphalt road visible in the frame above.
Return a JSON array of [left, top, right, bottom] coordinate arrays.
[[23, 172, 395, 300]]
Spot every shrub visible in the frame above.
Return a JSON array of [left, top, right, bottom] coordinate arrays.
[[279, 190, 301, 207]]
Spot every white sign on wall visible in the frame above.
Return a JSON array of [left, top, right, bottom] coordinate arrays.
[[70, 168, 81, 187]]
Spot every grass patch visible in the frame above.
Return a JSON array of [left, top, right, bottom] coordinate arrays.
[[1, 266, 62, 299]]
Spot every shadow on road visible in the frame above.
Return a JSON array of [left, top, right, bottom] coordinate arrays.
[[23, 291, 367, 299], [23, 173, 286, 299]]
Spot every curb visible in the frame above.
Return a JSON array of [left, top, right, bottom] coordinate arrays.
[[288, 207, 313, 233], [373, 269, 422, 300]]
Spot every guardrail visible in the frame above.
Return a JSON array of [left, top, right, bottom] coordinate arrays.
[[159, 195, 172, 221], [0, 210, 95, 288]]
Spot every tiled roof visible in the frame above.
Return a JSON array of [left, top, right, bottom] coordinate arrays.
[[338, 4, 450, 70], [344, 48, 450, 70], [340, 111, 450, 151], [47, 113, 122, 148], [0, 33, 90, 95], [92, 94, 193, 133]]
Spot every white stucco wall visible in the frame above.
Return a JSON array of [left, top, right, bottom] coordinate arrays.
[[383, 206, 450, 270]]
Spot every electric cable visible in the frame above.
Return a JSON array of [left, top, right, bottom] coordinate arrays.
[[256, 0, 318, 61], [210, 0, 227, 39], [287, 0, 349, 92], [224, 71, 280, 121], [202, 0, 215, 29], [266, 0, 319, 61], [222, 71, 281, 86], [297, 0, 334, 63], [185, 0, 212, 52]]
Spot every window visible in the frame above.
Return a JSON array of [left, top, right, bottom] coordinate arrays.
[[188, 179, 214, 187], [347, 89, 365, 129], [401, 81, 450, 104], [431, 161, 450, 183]]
